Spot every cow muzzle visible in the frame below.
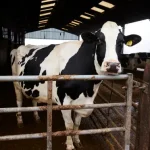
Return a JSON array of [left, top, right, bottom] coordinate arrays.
[[106, 62, 121, 74]]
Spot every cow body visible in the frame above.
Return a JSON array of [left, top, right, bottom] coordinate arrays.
[[10, 21, 141, 150], [11, 41, 101, 114]]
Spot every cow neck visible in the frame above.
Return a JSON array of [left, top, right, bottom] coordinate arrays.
[[94, 43, 102, 75]]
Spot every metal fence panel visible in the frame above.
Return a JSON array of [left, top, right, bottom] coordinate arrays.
[[0, 74, 133, 150]]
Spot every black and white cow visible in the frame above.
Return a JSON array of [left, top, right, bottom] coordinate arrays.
[[10, 21, 141, 150], [119, 52, 150, 71]]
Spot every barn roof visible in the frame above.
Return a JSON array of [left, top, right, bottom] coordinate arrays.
[[0, 0, 149, 35]]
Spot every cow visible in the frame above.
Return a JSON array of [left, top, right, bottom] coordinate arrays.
[[10, 21, 141, 150], [119, 52, 150, 71]]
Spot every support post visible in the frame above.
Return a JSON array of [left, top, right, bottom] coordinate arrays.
[[17, 32, 20, 45], [47, 81, 52, 150], [135, 63, 150, 150], [21, 31, 25, 45], [124, 73, 133, 150], [7, 28, 11, 51], [14, 32, 17, 48]]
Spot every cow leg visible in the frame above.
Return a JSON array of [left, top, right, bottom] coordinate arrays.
[[14, 82, 23, 128], [72, 112, 83, 148], [61, 109, 74, 150], [60, 95, 75, 150], [32, 99, 41, 123]]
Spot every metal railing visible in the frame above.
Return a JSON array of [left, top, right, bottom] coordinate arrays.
[[0, 74, 133, 150]]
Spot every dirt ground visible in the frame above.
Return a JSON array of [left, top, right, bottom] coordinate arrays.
[[0, 70, 142, 150]]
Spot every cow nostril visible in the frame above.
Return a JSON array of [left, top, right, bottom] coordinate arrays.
[[106, 62, 110, 67]]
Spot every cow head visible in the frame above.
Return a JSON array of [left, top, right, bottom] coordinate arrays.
[[81, 21, 142, 75]]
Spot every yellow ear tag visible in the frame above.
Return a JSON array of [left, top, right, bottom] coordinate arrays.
[[126, 40, 132, 46]]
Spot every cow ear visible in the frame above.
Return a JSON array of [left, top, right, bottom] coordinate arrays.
[[124, 34, 142, 47], [81, 32, 98, 43]]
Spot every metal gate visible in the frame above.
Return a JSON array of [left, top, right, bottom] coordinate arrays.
[[0, 74, 133, 150]]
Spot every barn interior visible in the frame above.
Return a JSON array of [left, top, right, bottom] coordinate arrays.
[[0, 0, 149, 150]]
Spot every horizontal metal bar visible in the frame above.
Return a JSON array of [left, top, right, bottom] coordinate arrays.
[[53, 127, 125, 136], [0, 74, 128, 82], [52, 103, 126, 110], [0, 127, 125, 141], [0, 133, 47, 141], [0, 103, 126, 113]]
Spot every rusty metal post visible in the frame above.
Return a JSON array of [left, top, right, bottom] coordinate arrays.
[[124, 73, 133, 150], [135, 63, 150, 150], [21, 31, 25, 45], [47, 81, 52, 150], [17, 32, 20, 45]]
